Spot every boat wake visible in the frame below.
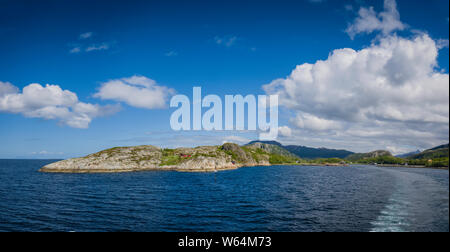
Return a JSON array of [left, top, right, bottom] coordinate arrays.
[[370, 167, 449, 232]]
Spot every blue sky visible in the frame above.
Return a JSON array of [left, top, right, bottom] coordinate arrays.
[[0, 0, 449, 158]]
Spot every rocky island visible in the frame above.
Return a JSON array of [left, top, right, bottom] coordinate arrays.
[[40, 141, 449, 173], [40, 142, 300, 173]]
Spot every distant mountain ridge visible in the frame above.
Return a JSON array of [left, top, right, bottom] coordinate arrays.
[[246, 141, 354, 159], [428, 143, 449, 151], [408, 143, 449, 160], [396, 150, 421, 158]]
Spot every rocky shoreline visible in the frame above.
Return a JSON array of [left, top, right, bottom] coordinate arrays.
[[39, 163, 270, 173]]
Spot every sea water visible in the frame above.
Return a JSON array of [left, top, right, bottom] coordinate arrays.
[[0, 160, 448, 232]]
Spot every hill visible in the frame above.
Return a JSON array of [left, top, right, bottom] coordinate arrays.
[[247, 140, 283, 147], [247, 141, 354, 159], [245, 142, 298, 157], [346, 144, 449, 168], [345, 150, 393, 162], [408, 143, 449, 160], [396, 150, 421, 158], [40, 143, 300, 173], [284, 145, 354, 159]]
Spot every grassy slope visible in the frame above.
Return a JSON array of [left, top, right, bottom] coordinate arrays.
[[155, 143, 302, 166]]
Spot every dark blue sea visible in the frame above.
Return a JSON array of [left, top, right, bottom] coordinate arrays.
[[0, 159, 448, 232]]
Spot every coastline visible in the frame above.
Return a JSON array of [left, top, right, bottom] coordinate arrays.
[[39, 165, 240, 173], [39, 161, 449, 174], [39, 163, 273, 174], [376, 164, 449, 170]]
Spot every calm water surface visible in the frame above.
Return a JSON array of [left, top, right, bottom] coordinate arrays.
[[0, 160, 448, 232]]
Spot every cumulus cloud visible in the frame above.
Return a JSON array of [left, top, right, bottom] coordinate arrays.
[[346, 0, 407, 39], [291, 113, 342, 132], [0, 81, 18, 96], [278, 126, 292, 137], [0, 82, 120, 128], [264, 34, 449, 151], [94, 75, 175, 109]]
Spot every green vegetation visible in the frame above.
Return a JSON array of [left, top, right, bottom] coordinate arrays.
[[349, 155, 448, 168], [241, 146, 267, 163], [220, 143, 250, 163], [407, 157, 449, 168], [160, 148, 182, 166], [268, 153, 299, 164], [87, 142, 448, 169], [427, 157, 449, 168], [354, 155, 405, 165], [159, 148, 222, 166], [343, 144, 449, 168], [346, 150, 392, 162], [408, 145, 449, 160], [89, 147, 123, 158], [403, 144, 448, 168]]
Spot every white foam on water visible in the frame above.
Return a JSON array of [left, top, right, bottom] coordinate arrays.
[[370, 167, 448, 232], [370, 194, 411, 232]]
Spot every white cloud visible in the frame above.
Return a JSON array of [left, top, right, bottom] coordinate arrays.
[[386, 145, 412, 156], [278, 126, 292, 137], [31, 150, 64, 155], [291, 113, 342, 131], [437, 39, 449, 49], [94, 75, 175, 109], [69, 32, 112, 53], [69, 47, 81, 54], [264, 34, 449, 151], [214, 36, 238, 47], [222, 135, 251, 145], [0, 81, 18, 97], [0, 82, 120, 128], [79, 32, 93, 39], [86, 43, 110, 52], [346, 0, 407, 39], [165, 51, 178, 57]]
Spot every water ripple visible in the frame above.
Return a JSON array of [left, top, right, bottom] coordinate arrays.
[[0, 160, 448, 232]]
